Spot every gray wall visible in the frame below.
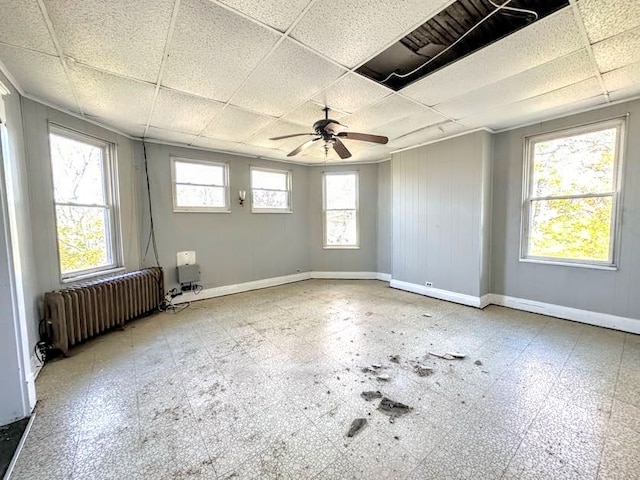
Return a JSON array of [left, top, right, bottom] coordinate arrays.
[[492, 99, 640, 319], [21, 98, 141, 300], [308, 163, 379, 272], [137, 143, 310, 289], [391, 131, 492, 297], [377, 160, 392, 274]]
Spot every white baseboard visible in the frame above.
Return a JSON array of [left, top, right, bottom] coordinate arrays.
[[30, 354, 43, 381], [310, 271, 381, 280], [389, 279, 485, 308], [487, 294, 640, 335], [172, 273, 640, 334], [174, 272, 311, 304]]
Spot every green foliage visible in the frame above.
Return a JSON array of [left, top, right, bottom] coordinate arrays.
[[57, 206, 108, 274]]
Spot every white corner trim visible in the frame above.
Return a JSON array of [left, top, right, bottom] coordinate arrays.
[[389, 279, 485, 308], [376, 273, 392, 282], [487, 294, 640, 334]]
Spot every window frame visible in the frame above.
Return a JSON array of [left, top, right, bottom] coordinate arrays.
[[49, 124, 123, 282], [250, 165, 293, 214], [520, 117, 626, 269], [323, 171, 360, 249], [171, 157, 230, 213]]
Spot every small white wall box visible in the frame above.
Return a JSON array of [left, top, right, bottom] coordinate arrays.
[[177, 263, 200, 287], [177, 251, 196, 266]]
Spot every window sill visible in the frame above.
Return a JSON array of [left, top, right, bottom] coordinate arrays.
[[323, 246, 360, 250], [173, 208, 231, 213], [519, 258, 618, 271], [61, 266, 126, 284]]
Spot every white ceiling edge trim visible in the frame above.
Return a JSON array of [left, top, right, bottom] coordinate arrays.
[[0, 60, 25, 96], [390, 127, 492, 154], [20, 93, 137, 140], [306, 156, 392, 167], [492, 94, 640, 134]]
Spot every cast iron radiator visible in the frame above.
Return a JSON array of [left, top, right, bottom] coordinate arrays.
[[44, 267, 164, 355]]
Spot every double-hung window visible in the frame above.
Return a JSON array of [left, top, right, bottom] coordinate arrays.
[[323, 171, 359, 248], [172, 157, 229, 212], [251, 166, 292, 213], [49, 126, 121, 280], [521, 118, 625, 267]]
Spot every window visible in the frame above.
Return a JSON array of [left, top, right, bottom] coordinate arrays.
[[49, 126, 121, 279], [172, 157, 229, 212], [251, 166, 292, 213], [521, 118, 625, 267], [323, 171, 359, 248]]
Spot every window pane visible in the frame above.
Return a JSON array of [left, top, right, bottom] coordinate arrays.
[[532, 128, 617, 197], [325, 174, 356, 209], [528, 196, 613, 262], [326, 210, 357, 246], [253, 189, 289, 209], [56, 206, 110, 274], [50, 133, 106, 204], [176, 185, 226, 208], [175, 161, 224, 186], [252, 169, 287, 190]]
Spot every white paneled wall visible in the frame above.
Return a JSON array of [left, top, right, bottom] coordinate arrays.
[[391, 131, 492, 299]]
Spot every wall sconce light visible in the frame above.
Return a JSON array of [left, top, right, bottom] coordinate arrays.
[[239, 190, 246, 206]]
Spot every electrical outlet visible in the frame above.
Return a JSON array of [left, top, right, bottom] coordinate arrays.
[[425, 281, 433, 287]]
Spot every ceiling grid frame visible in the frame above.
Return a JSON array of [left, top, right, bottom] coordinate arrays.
[[568, 0, 611, 102], [34, 0, 84, 115]]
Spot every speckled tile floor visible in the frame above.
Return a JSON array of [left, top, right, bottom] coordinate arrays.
[[12, 280, 640, 480]]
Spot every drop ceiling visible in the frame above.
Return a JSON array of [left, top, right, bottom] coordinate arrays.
[[0, 0, 639, 164]]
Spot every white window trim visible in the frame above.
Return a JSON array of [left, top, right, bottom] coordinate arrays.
[[323, 171, 360, 249], [49, 124, 123, 281], [171, 157, 230, 213], [520, 117, 626, 269], [250, 165, 293, 213]]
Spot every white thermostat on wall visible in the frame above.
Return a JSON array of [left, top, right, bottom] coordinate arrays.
[[177, 251, 196, 266]]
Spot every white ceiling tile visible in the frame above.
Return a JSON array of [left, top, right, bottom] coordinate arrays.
[[371, 108, 448, 139], [282, 101, 337, 127], [290, 0, 448, 68], [233, 39, 346, 116], [43, 0, 174, 83], [216, 0, 311, 32], [0, 0, 56, 54], [341, 94, 427, 131], [312, 73, 393, 114], [145, 126, 198, 145], [435, 49, 595, 119], [203, 105, 274, 142], [0, 44, 77, 111], [462, 78, 605, 130], [69, 65, 155, 125], [592, 26, 640, 73], [602, 61, 640, 92], [150, 88, 224, 135], [387, 121, 468, 150], [578, 0, 640, 44], [402, 8, 583, 106], [162, 0, 280, 101], [248, 119, 314, 152]]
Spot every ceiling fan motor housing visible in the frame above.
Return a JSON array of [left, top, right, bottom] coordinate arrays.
[[313, 119, 339, 139]]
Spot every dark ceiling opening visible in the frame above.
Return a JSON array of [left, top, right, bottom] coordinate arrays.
[[356, 0, 570, 91]]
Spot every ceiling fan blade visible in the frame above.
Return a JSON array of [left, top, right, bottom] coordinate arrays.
[[338, 132, 389, 144], [287, 137, 321, 156], [332, 138, 352, 159], [270, 133, 315, 141], [324, 121, 348, 135]]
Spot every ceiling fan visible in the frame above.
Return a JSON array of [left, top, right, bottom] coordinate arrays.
[[269, 107, 389, 159]]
